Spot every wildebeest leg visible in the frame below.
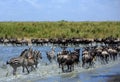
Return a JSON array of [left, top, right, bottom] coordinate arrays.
[[67, 65, 69, 72], [61, 64, 65, 72], [89, 61, 91, 67], [35, 61, 38, 68], [88, 61, 91, 68], [113, 54, 117, 61], [92, 60, 96, 68], [59, 63, 61, 68], [22, 66, 25, 73], [13, 67, 17, 75], [77, 60, 81, 67], [53, 56, 56, 62], [105, 56, 108, 64], [90, 60, 94, 68], [31, 65, 35, 71], [25, 66, 29, 74], [113, 55, 115, 61], [109, 54, 112, 60], [100, 56, 104, 64], [72, 64, 74, 71], [115, 54, 117, 60], [82, 62, 84, 67], [69, 65, 72, 72], [35, 64, 37, 68], [82, 59, 85, 67], [69, 65, 74, 72], [48, 58, 52, 63]]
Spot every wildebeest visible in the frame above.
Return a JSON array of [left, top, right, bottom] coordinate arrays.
[[46, 47, 56, 63], [108, 47, 118, 61], [71, 49, 80, 65], [82, 49, 96, 68], [57, 48, 70, 68], [100, 48, 109, 64], [61, 55, 75, 72], [57, 48, 80, 72]]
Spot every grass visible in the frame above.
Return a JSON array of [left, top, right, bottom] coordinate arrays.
[[0, 21, 120, 39]]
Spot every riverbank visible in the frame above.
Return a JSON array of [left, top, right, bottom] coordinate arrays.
[[0, 21, 120, 39]]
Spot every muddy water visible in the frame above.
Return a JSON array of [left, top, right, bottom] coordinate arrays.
[[0, 45, 120, 82]]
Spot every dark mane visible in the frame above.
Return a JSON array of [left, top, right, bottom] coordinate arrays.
[[20, 49, 28, 56]]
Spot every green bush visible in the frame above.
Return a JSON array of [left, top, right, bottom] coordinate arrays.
[[0, 21, 120, 39]]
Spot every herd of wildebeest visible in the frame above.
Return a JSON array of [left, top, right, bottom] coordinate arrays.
[[5, 36, 120, 75], [0, 36, 120, 46]]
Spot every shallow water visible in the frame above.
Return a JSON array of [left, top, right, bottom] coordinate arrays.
[[0, 45, 120, 82]]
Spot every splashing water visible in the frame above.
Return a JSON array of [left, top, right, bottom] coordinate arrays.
[[0, 45, 120, 82]]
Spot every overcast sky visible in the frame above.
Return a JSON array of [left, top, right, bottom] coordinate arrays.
[[0, 0, 120, 21]]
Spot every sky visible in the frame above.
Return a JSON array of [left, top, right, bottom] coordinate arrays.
[[0, 0, 120, 21]]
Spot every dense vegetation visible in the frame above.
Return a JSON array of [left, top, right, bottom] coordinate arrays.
[[0, 21, 120, 39]]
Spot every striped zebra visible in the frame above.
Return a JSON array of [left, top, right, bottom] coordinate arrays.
[[6, 48, 42, 75]]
